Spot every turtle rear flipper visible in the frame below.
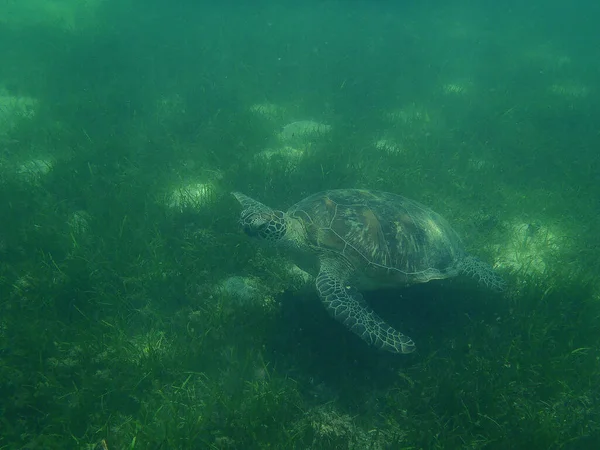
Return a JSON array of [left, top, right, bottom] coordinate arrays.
[[316, 259, 415, 354]]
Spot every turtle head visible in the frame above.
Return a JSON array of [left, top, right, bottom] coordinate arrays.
[[232, 192, 288, 243]]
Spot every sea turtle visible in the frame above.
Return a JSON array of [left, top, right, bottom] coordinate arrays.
[[232, 189, 504, 354]]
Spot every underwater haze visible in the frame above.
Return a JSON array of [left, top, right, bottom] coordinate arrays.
[[1, 0, 599, 448]]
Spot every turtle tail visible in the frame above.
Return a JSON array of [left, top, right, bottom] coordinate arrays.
[[459, 255, 506, 291]]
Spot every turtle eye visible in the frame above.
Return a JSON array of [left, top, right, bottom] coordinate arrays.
[[239, 212, 267, 238], [240, 210, 258, 226]]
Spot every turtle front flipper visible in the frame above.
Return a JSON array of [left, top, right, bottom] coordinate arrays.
[[459, 255, 506, 291], [316, 259, 416, 354]]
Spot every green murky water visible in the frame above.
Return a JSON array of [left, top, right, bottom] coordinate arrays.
[[1, 1, 599, 448]]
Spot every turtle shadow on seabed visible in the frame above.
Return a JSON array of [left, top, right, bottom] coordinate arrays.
[[266, 278, 506, 384]]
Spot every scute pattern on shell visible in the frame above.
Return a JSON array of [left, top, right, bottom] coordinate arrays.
[[288, 189, 465, 283]]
